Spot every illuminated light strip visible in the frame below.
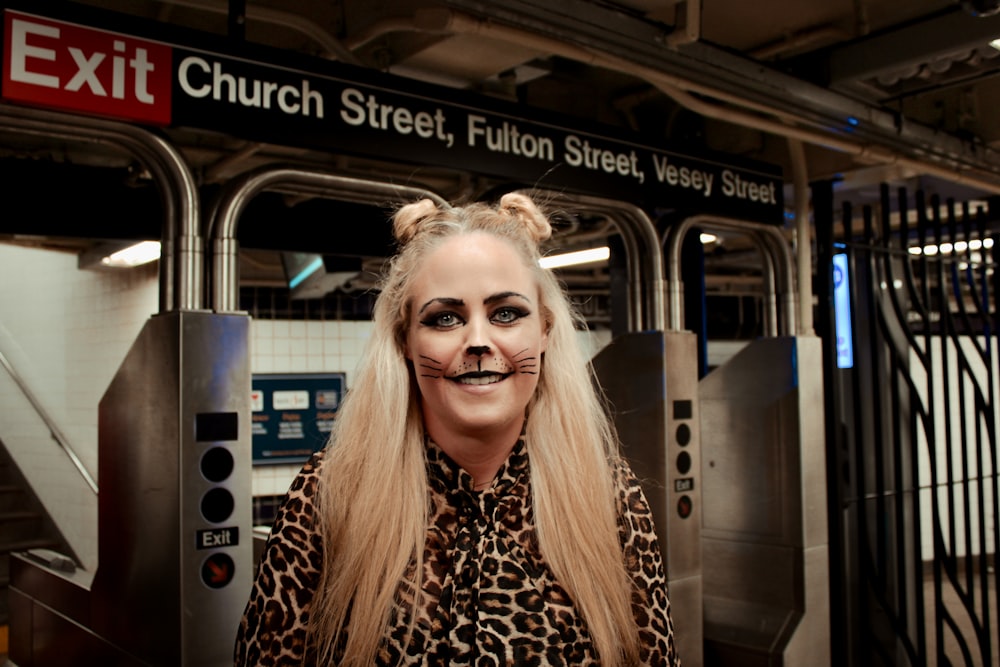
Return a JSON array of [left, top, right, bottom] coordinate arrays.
[[539, 247, 610, 269], [101, 241, 161, 267], [540, 234, 718, 269], [908, 238, 994, 255], [288, 256, 324, 288]]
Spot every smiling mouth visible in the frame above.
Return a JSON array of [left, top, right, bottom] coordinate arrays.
[[452, 372, 511, 386]]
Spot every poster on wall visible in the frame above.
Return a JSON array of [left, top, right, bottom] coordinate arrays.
[[251, 373, 346, 464]]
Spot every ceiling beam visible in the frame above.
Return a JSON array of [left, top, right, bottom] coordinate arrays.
[[825, 7, 1000, 84]]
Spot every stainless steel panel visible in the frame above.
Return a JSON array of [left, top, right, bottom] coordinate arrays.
[[702, 540, 799, 610], [592, 330, 703, 667], [699, 335, 829, 667], [667, 574, 703, 667], [90, 311, 251, 666]]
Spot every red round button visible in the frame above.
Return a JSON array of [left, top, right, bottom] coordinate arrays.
[[677, 494, 693, 519]]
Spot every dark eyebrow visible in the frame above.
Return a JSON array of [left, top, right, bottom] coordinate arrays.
[[417, 297, 464, 316], [417, 292, 531, 316], [485, 291, 532, 306]]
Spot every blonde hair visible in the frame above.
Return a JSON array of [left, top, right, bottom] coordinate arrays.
[[309, 193, 640, 665]]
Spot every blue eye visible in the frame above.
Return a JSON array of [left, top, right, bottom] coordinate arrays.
[[421, 312, 463, 328], [492, 307, 526, 324]]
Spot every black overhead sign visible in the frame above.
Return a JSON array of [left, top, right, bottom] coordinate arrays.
[[2, 6, 784, 222]]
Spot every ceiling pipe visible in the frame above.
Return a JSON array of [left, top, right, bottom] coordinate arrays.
[[152, 2, 1000, 195], [342, 11, 456, 51], [750, 25, 850, 61], [665, 0, 701, 49], [430, 10, 1000, 195], [155, 0, 364, 65]]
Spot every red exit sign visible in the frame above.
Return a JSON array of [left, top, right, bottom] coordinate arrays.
[[2, 10, 172, 125]]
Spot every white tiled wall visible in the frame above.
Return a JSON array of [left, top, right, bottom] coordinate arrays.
[[0, 244, 159, 571], [248, 319, 373, 498]]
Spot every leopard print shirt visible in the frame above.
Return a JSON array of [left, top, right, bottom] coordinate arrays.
[[235, 439, 680, 665]]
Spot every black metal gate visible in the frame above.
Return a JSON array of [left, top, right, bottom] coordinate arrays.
[[817, 183, 999, 666]]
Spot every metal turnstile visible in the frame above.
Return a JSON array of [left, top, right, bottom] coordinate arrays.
[[9, 108, 252, 666], [91, 310, 252, 665], [665, 215, 830, 667], [10, 150, 451, 665], [532, 190, 704, 667], [11, 313, 252, 667], [592, 329, 703, 667], [699, 335, 828, 666]]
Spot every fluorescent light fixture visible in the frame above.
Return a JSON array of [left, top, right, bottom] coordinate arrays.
[[700, 233, 718, 244], [288, 255, 324, 289], [990, 38, 1000, 51], [539, 246, 610, 269], [100, 241, 161, 267]]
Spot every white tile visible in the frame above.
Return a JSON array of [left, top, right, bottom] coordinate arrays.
[[254, 319, 274, 339], [271, 319, 291, 339], [274, 338, 292, 356]]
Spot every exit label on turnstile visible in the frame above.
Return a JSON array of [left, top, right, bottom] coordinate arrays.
[[196, 526, 239, 549], [675, 477, 695, 492]]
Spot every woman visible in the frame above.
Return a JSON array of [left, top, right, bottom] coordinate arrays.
[[235, 193, 680, 666]]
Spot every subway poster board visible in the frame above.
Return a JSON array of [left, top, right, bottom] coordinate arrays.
[[251, 373, 345, 464]]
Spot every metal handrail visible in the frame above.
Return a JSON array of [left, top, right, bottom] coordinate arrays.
[[521, 190, 665, 333], [209, 166, 450, 312], [0, 104, 202, 313], [664, 214, 797, 335], [0, 345, 98, 494]]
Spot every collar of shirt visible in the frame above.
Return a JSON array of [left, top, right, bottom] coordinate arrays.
[[424, 436, 529, 498]]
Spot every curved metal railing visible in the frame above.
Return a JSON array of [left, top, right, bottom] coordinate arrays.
[[209, 166, 449, 312], [521, 190, 665, 333], [664, 214, 797, 336], [0, 104, 202, 313]]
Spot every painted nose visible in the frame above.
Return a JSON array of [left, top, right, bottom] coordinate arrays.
[[467, 345, 491, 357]]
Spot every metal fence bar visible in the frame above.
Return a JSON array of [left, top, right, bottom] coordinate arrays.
[[822, 183, 1000, 667]]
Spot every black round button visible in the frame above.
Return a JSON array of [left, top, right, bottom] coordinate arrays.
[[676, 423, 691, 446], [201, 552, 235, 589], [201, 446, 234, 482], [201, 447, 234, 482], [200, 487, 235, 523], [676, 451, 692, 474]]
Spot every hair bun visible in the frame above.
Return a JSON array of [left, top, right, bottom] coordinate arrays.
[[498, 192, 552, 243], [393, 198, 441, 245]]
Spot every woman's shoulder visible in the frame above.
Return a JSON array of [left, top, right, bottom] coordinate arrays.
[[610, 456, 646, 499], [268, 449, 328, 538]]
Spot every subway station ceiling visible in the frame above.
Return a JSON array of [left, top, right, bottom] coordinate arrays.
[[3, 0, 1000, 323]]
